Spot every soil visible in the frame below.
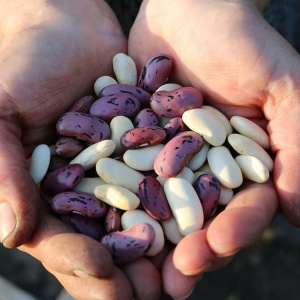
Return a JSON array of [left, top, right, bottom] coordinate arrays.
[[1, 0, 300, 299]]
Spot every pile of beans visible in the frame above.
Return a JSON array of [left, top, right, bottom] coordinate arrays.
[[28, 53, 273, 264]]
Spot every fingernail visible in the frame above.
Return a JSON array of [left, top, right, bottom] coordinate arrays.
[[0, 203, 17, 243], [172, 286, 196, 300], [172, 275, 201, 300], [181, 262, 212, 276]]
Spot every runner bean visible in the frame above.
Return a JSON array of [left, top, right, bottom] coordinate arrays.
[[101, 223, 155, 264], [31, 52, 274, 264]]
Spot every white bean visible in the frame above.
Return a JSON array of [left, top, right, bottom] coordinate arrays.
[[94, 184, 140, 210], [228, 133, 274, 171], [110, 116, 134, 155], [202, 105, 233, 136], [218, 186, 234, 205], [164, 178, 204, 236], [187, 141, 210, 171], [156, 166, 195, 185], [156, 83, 182, 92], [230, 116, 270, 149], [235, 155, 269, 183], [161, 216, 184, 245], [73, 177, 106, 194], [194, 162, 213, 174], [94, 76, 117, 96], [207, 146, 243, 188], [123, 144, 164, 171], [113, 53, 137, 86], [96, 158, 144, 193], [29, 144, 51, 184], [70, 140, 116, 170], [182, 108, 227, 146]]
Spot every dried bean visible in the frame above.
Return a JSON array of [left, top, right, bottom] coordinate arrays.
[[51, 191, 107, 218], [105, 206, 122, 233], [54, 137, 85, 158], [138, 176, 172, 221], [68, 95, 95, 113], [89, 94, 140, 122], [56, 112, 110, 144], [154, 131, 204, 178], [138, 54, 173, 93], [60, 214, 106, 240], [193, 173, 221, 220], [120, 126, 166, 149], [133, 108, 159, 127], [101, 223, 155, 264], [150, 87, 203, 117], [40, 164, 85, 195], [99, 83, 150, 107]]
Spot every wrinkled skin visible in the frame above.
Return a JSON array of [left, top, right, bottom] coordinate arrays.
[[0, 0, 126, 247], [129, 0, 299, 298], [0, 1, 147, 299], [0, 0, 299, 299]]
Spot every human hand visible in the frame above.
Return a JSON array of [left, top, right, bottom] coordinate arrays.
[[0, 1, 155, 299], [129, 0, 299, 298], [18, 200, 162, 300], [0, 0, 126, 247]]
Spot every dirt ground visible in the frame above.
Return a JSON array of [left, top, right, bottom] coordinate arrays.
[[1, 0, 300, 299]]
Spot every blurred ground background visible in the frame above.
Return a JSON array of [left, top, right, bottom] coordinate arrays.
[[1, 0, 300, 299]]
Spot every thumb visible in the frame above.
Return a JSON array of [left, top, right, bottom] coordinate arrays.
[[0, 109, 40, 248]]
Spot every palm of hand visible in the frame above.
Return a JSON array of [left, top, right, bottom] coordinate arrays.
[[129, 0, 300, 219], [0, 1, 126, 152], [128, 0, 300, 298], [1, 1, 299, 299]]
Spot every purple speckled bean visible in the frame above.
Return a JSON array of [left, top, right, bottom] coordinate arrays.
[[99, 84, 150, 107], [138, 55, 173, 93], [138, 176, 172, 221], [154, 131, 204, 178], [40, 164, 84, 195], [163, 117, 188, 141], [68, 95, 95, 113], [89, 93, 140, 122], [101, 223, 155, 264], [56, 112, 110, 144], [55, 136, 85, 158], [105, 206, 122, 233], [193, 173, 221, 220], [51, 191, 108, 218], [150, 87, 203, 118], [47, 155, 70, 172], [120, 126, 166, 149], [133, 108, 159, 128], [60, 214, 106, 240]]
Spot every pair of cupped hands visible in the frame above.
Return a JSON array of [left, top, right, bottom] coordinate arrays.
[[0, 0, 299, 299]]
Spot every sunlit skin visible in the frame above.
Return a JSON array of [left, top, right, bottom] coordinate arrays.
[[128, 0, 300, 297], [0, 0, 299, 299], [0, 0, 126, 247]]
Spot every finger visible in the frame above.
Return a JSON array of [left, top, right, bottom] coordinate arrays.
[[147, 241, 173, 271], [19, 203, 113, 278], [274, 147, 300, 226], [0, 113, 40, 248], [207, 180, 278, 256], [44, 264, 133, 300], [266, 88, 300, 226], [121, 258, 162, 300], [173, 230, 232, 276], [162, 249, 201, 300]]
